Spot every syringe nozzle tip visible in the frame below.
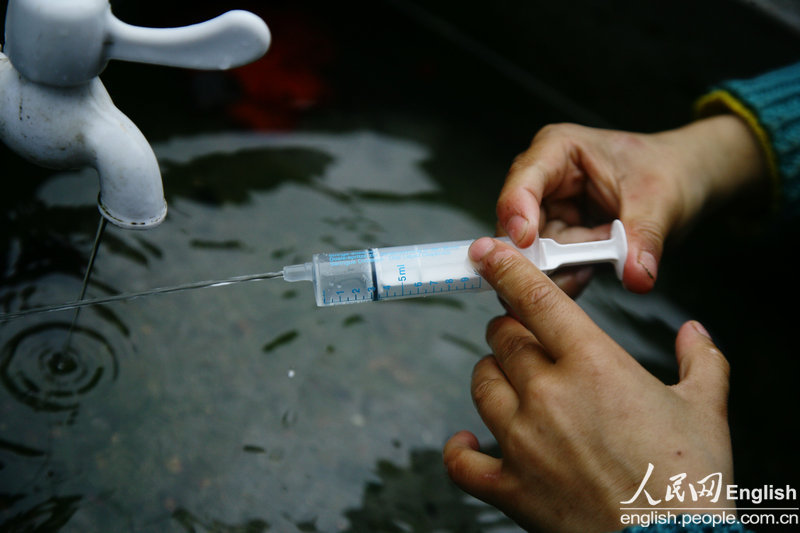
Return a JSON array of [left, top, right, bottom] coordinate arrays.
[[283, 263, 313, 283]]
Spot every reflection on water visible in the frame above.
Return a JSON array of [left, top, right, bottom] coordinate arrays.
[[0, 495, 82, 532]]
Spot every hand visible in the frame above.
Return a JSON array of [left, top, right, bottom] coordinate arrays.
[[496, 115, 767, 294], [443, 238, 734, 533]]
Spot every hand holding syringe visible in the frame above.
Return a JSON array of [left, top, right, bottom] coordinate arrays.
[[283, 220, 627, 306], [0, 221, 627, 320]]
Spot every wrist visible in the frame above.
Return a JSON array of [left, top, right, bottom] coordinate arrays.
[[655, 114, 769, 224]]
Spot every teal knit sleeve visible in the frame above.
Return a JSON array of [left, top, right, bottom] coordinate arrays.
[[695, 61, 800, 220]]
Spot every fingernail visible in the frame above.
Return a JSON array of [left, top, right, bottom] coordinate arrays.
[[691, 320, 712, 340], [637, 251, 658, 281], [506, 215, 529, 244], [469, 237, 496, 263]]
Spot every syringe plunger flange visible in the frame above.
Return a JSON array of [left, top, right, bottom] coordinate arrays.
[[524, 219, 627, 280]]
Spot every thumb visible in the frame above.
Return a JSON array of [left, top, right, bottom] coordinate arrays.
[[673, 321, 731, 414], [621, 217, 668, 294]]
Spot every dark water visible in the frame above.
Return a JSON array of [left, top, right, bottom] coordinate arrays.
[[1, 1, 798, 531]]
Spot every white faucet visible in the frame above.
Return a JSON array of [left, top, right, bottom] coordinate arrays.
[[0, 0, 270, 228]]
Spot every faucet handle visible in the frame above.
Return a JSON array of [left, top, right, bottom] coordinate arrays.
[[4, 0, 270, 86], [106, 10, 270, 71]]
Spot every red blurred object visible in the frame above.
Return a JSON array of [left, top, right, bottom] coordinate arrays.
[[226, 8, 335, 131]]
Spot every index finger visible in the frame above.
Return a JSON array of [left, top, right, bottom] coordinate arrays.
[[496, 125, 586, 248], [469, 237, 612, 361], [496, 160, 546, 248]]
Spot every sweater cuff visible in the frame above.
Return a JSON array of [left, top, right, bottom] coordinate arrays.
[[694, 61, 800, 219]]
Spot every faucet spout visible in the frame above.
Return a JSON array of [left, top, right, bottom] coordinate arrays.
[[0, 52, 167, 228], [85, 82, 167, 228]]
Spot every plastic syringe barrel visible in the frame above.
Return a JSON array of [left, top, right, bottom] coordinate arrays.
[[284, 219, 627, 307], [283, 240, 484, 307]]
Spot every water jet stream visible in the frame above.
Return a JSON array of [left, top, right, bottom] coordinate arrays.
[[59, 216, 107, 356], [0, 271, 285, 322]]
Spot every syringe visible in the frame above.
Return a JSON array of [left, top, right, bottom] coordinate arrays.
[[283, 219, 627, 307], [0, 220, 627, 320]]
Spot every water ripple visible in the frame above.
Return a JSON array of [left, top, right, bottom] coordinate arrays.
[[0, 322, 118, 413]]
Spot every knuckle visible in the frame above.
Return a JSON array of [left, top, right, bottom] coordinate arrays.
[[482, 248, 521, 285], [507, 152, 536, 178], [493, 333, 537, 368], [472, 353, 498, 378], [507, 123, 576, 173], [632, 217, 666, 242], [629, 211, 672, 250], [471, 376, 507, 410], [521, 370, 560, 407], [496, 189, 524, 220], [533, 122, 576, 142], [485, 315, 509, 342], [511, 275, 560, 319], [498, 331, 533, 356]]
